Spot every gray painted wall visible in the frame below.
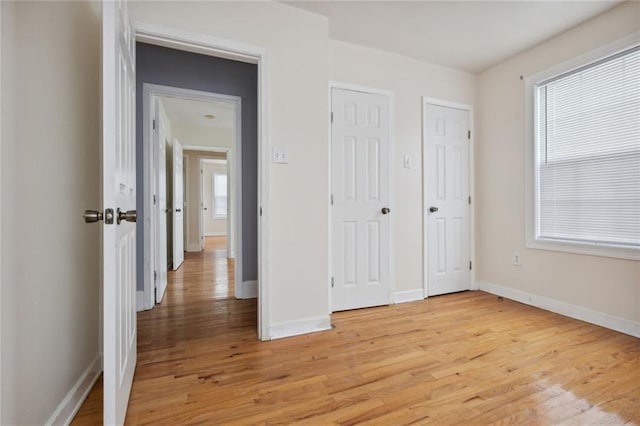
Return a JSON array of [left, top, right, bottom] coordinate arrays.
[[136, 43, 258, 291]]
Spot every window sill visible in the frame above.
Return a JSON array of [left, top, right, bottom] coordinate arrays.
[[527, 238, 640, 261]]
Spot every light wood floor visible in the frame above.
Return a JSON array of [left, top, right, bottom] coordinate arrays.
[[74, 236, 640, 425]]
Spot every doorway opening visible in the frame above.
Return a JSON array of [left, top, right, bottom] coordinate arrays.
[[141, 87, 245, 308], [131, 31, 269, 340]]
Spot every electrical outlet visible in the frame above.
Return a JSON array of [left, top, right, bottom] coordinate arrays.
[[512, 252, 522, 266]]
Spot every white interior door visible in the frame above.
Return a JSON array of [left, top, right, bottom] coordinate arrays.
[[172, 139, 184, 270], [331, 87, 392, 312], [102, 1, 136, 424], [155, 98, 168, 303], [424, 102, 471, 296]]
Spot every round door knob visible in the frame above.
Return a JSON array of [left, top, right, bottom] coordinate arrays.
[[117, 209, 137, 224], [429, 206, 439, 213], [381, 207, 391, 215]]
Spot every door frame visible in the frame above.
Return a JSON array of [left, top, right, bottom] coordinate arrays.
[[328, 81, 396, 312], [421, 97, 476, 297], [135, 23, 270, 340]]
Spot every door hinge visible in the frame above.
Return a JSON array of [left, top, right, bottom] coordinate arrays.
[[153, 194, 157, 205], [331, 277, 334, 288], [154, 270, 157, 281], [468, 195, 471, 205], [469, 261, 472, 270], [468, 130, 471, 140], [331, 112, 334, 123], [330, 194, 334, 206], [260, 207, 263, 216], [153, 119, 156, 130]]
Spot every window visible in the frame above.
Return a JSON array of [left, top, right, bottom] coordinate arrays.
[[530, 43, 640, 259], [213, 173, 228, 219]]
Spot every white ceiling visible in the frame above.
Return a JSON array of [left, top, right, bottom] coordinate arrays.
[[160, 96, 236, 129], [284, 1, 623, 73]]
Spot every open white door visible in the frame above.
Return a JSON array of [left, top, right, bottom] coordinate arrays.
[[424, 101, 471, 296], [102, 1, 136, 424], [331, 87, 392, 311], [172, 139, 184, 270], [199, 161, 206, 250], [154, 98, 169, 302]]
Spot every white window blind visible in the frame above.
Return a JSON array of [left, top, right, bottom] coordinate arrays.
[[535, 45, 640, 248], [213, 173, 228, 218]]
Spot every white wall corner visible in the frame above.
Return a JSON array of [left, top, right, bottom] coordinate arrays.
[[394, 289, 425, 304], [477, 281, 640, 339], [44, 354, 102, 426], [269, 315, 332, 340], [238, 280, 258, 299]]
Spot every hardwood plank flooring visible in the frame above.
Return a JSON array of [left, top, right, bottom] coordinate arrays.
[[73, 237, 640, 425]]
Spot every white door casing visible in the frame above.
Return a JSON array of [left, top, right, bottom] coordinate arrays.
[[331, 87, 392, 312], [172, 138, 184, 270], [423, 101, 471, 296], [199, 160, 205, 250], [102, 1, 137, 424], [154, 98, 169, 303]]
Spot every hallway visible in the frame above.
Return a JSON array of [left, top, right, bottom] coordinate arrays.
[[73, 236, 258, 424]]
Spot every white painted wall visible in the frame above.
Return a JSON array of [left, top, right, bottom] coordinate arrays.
[[203, 161, 228, 236], [1, 2, 101, 424], [476, 2, 640, 327], [329, 40, 476, 297], [130, 1, 331, 327]]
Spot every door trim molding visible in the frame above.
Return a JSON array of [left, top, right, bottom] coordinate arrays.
[[328, 81, 396, 312], [135, 23, 270, 340], [422, 97, 476, 298]]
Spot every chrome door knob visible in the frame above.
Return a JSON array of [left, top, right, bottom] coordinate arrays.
[[381, 207, 391, 215], [429, 206, 439, 213], [83, 210, 103, 223], [117, 209, 137, 224]]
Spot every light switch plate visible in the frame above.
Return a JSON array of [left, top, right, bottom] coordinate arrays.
[[403, 155, 412, 169], [272, 148, 289, 164]]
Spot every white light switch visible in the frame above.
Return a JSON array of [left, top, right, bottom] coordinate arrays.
[[272, 148, 289, 164], [403, 155, 412, 169]]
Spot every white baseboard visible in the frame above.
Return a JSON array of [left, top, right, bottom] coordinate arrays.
[[205, 232, 227, 237], [45, 354, 102, 426], [238, 280, 258, 299], [394, 289, 425, 304], [269, 315, 332, 340], [136, 290, 145, 312], [477, 281, 640, 338]]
